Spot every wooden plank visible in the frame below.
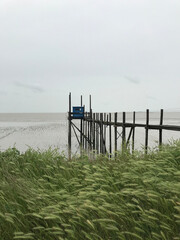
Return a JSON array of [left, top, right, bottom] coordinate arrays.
[[72, 124, 80, 145], [148, 125, 180, 131], [127, 127, 133, 145], [145, 109, 149, 153], [71, 122, 93, 145], [91, 119, 180, 131]]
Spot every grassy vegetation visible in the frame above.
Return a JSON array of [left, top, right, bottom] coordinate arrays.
[[0, 142, 180, 240]]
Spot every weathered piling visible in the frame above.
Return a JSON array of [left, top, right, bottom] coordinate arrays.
[[100, 113, 103, 154], [68, 93, 72, 159], [103, 113, 107, 154], [80, 95, 83, 148], [159, 109, 163, 147], [145, 109, 149, 153], [93, 113, 96, 150], [132, 111, 135, 152], [109, 113, 112, 157], [122, 112, 126, 151], [114, 112, 117, 156], [96, 113, 99, 154], [85, 112, 88, 150]]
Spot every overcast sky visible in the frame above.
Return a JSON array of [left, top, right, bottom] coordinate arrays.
[[0, 0, 180, 113]]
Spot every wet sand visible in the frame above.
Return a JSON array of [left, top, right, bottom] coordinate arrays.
[[0, 113, 68, 153]]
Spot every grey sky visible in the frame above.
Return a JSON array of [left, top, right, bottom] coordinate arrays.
[[0, 0, 180, 113]]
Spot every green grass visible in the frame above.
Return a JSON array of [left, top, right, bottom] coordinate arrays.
[[0, 142, 180, 240]]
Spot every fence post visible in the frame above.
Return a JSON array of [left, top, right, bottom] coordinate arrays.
[[122, 112, 126, 151], [132, 111, 135, 152], [103, 113, 107, 154], [80, 95, 83, 154], [159, 109, 163, 148], [100, 113, 103, 154], [85, 112, 88, 150], [92, 113, 96, 151], [88, 119, 90, 150], [82, 105, 85, 150], [145, 109, 149, 153], [68, 92, 72, 160], [109, 113, 112, 158], [114, 112, 117, 157], [96, 113, 99, 154], [89, 110, 93, 150]]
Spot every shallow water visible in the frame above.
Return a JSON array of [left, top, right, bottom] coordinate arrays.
[[0, 112, 180, 154]]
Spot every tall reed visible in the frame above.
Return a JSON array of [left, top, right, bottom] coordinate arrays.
[[0, 141, 180, 240]]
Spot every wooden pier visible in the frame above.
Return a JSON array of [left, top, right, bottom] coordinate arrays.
[[68, 93, 180, 159]]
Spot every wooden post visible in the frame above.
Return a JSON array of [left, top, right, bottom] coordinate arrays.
[[105, 114, 108, 154], [90, 115, 93, 150], [89, 95, 92, 112], [68, 92, 72, 159], [122, 112, 126, 151], [82, 105, 85, 150], [89, 95, 92, 150], [114, 112, 117, 156], [103, 113, 106, 153], [80, 95, 83, 150], [88, 119, 90, 149], [100, 113, 103, 154], [93, 113, 96, 150], [96, 113, 99, 154], [132, 111, 135, 152], [109, 113, 112, 158], [145, 109, 149, 153], [85, 112, 88, 150], [159, 109, 163, 148]]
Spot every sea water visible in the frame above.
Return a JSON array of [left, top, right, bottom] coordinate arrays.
[[0, 112, 180, 154]]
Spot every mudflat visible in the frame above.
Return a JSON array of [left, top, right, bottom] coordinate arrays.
[[0, 112, 180, 154]]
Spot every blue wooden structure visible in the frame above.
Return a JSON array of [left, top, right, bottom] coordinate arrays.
[[72, 106, 84, 119]]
